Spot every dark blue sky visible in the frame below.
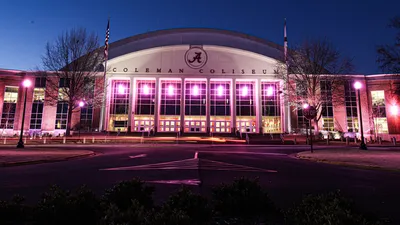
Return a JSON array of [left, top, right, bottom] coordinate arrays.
[[1, 0, 398, 74]]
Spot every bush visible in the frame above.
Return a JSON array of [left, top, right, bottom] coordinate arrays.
[[163, 187, 212, 225], [285, 190, 382, 225], [212, 177, 279, 224], [0, 195, 31, 225], [100, 200, 148, 225], [102, 179, 155, 211], [147, 207, 191, 225], [34, 185, 100, 225]]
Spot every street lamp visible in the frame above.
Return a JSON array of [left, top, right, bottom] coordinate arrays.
[[78, 101, 85, 138], [16, 79, 32, 148], [354, 81, 367, 150]]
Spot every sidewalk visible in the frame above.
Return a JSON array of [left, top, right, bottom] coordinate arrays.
[[0, 147, 95, 167], [296, 149, 400, 171]]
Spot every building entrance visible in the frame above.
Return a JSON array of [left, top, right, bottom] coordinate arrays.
[[185, 120, 206, 132], [159, 120, 180, 132]]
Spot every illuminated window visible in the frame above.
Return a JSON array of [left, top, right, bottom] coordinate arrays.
[[0, 86, 18, 129], [261, 82, 281, 133], [320, 80, 334, 131], [109, 80, 130, 131], [30, 88, 45, 129], [160, 80, 181, 115], [371, 90, 388, 134], [236, 81, 255, 116], [210, 81, 230, 116], [135, 80, 155, 115], [344, 81, 358, 132], [185, 80, 206, 116], [55, 101, 68, 129], [296, 81, 310, 129]]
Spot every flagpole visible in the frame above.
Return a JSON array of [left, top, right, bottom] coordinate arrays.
[[284, 18, 291, 134], [99, 17, 110, 132]]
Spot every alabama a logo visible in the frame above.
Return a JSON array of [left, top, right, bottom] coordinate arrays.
[[185, 46, 208, 69]]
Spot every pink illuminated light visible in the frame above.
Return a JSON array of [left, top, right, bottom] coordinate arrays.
[[217, 85, 224, 96], [303, 103, 309, 109], [79, 101, 85, 107], [168, 85, 174, 96], [192, 85, 199, 96], [118, 84, 125, 94], [391, 105, 398, 116], [142, 84, 149, 95], [266, 86, 274, 96], [354, 81, 362, 90], [23, 79, 32, 88], [242, 86, 248, 97]]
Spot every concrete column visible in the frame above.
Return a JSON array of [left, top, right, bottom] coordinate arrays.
[[206, 78, 210, 134], [42, 77, 58, 134], [20, 85, 34, 131], [257, 79, 263, 134], [154, 77, 160, 133], [0, 82, 5, 118], [231, 79, 236, 134], [180, 78, 185, 134], [128, 77, 134, 133]]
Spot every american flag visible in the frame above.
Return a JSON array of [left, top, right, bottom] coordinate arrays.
[[104, 18, 110, 60]]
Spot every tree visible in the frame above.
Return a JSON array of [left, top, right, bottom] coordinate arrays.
[[377, 16, 400, 74], [275, 38, 354, 134], [39, 28, 104, 136]]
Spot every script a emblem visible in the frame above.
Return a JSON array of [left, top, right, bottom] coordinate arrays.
[[185, 47, 208, 69]]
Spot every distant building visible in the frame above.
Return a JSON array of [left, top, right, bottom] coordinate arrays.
[[0, 28, 398, 140]]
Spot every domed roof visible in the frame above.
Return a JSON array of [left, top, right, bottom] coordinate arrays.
[[108, 28, 285, 62]]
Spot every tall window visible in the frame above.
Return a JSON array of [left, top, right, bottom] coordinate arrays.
[[30, 88, 45, 129], [160, 80, 181, 115], [210, 81, 230, 116], [80, 106, 93, 131], [109, 80, 130, 130], [185, 80, 206, 116], [344, 81, 358, 132], [236, 81, 255, 116], [320, 80, 334, 131], [55, 101, 68, 129], [261, 82, 281, 133], [371, 90, 388, 133], [296, 82, 310, 129], [136, 80, 156, 115], [1, 86, 18, 129]]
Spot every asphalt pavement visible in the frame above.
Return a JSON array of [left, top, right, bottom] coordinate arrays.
[[0, 144, 399, 223]]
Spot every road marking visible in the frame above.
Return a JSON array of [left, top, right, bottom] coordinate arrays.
[[194, 151, 198, 159], [199, 151, 287, 156], [147, 179, 201, 186], [129, 154, 147, 159]]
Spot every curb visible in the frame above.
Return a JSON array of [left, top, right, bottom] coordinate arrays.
[[0, 151, 96, 167], [295, 154, 400, 172]]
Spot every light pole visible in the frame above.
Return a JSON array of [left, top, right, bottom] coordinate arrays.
[[78, 101, 85, 139], [17, 79, 32, 148], [354, 81, 367, 150]]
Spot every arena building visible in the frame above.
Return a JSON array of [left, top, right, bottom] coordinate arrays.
[[0, 28, 399, 140]]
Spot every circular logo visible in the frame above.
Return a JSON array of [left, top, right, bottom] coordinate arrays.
[[185, 47, 208, 69]]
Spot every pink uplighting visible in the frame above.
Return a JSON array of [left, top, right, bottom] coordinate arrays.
[[354, 81, 362, 90], [168, 85, 174, 96], [22, 79, 32, 88], [118, 84, 125, 94], [303, 103, 309, 109], [78, 101, 85, 107], [242, 86, 248, 97], [217, 85, 224, 96], [391, 105, 398, 116], [192, 85, 199, 96], [266, 86, 274, 96], [142, 84, 149, 95]]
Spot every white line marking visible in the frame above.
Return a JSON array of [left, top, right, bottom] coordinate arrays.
[[194, 151, 198, 159], [129, 154, 147, 159]]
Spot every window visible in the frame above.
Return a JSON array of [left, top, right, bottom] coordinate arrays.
[[210, 81, 230, 116], [261, 83, 280, 116], [109, 80, 130, 131], [320, 80, 334, 131], [296, 82, 310, 129], [371, 90, 388, 134], [80, 106, 93, 131], [160, 80, 181, 115], [0, 86, 18, 129], [55, 101, 68, 129], [185, 80, 206, 116], [135, 80, 156, 115], [59, 78, 70, 88], [344, 81, 358, 132], [35, 77, 46, 88], [30, 88, 45, 129], [236, 81, 256, 116]]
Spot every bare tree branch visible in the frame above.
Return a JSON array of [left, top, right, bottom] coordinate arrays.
[[377, 16, 400, 74]]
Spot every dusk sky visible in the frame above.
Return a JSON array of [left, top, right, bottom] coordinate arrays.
[[1, 0, 399, 74]]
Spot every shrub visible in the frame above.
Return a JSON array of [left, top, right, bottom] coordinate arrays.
[[0, 195, 31, 225], [212, 177, 279, 224], [102, 179, 155, 211], [100, 200, 148, 225], [147, 207, 191, 225], [163, 187, 212, 225], [285, 190, 382, 225]]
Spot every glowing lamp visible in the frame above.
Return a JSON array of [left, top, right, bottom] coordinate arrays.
[[168, 85, 174, 96], [23, 79, 32, 87], [354, 81, 362, 90], [142, 84, 149, 95], [217, 85, 224, 96], [303, 103, 309, 109], [192, 85, 199, 96], [78, 101, 85, 107], [242, 86, 248, 97], [391, 105, 399, 116], [118, 84, 125, 94], [266, 86, 274, 97]]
